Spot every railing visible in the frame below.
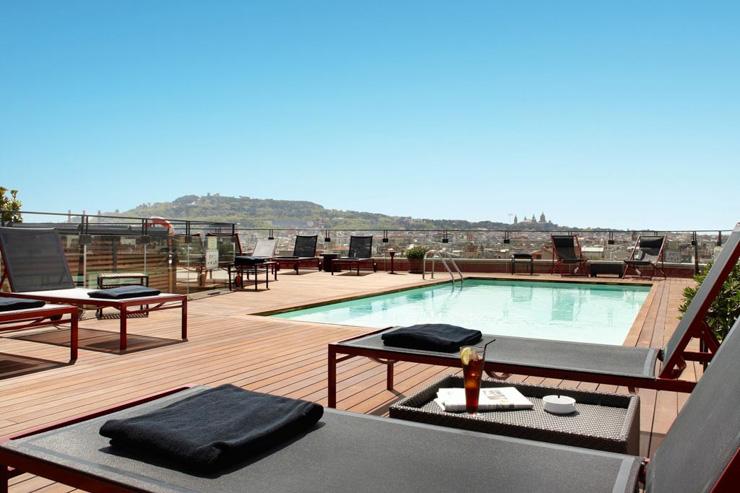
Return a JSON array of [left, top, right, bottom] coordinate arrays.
[[0, 209, 733, 298], [423, 249, 464, 284]]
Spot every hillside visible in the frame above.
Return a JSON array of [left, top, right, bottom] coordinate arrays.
[[120, 194, 562, 230]]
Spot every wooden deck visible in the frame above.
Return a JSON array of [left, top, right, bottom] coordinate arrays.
[[0, 271, 696, 492]]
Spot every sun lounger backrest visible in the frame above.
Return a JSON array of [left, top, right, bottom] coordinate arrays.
[[661, 224, 740, 370], [0, 227, 76, 292], [348, 236, 373, 259], [632, 235, 665, 262], [293, 235, 318, 257], [551, 235, 579, 261], [646, 317, 740, 492], [252, 238, 276, 258]]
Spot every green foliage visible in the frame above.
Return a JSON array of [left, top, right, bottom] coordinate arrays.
[[0, 187, 22, 224], [679, 261, 740, 342], [405, 245, 428, 260]]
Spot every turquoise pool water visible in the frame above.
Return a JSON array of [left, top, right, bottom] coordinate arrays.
[[272, 279, 651, 345]]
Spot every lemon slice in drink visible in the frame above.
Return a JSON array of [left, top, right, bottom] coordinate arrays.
[[460, 347, 473, 365]]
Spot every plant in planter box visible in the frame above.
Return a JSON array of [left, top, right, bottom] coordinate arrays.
[[406, 246, 428, 274]]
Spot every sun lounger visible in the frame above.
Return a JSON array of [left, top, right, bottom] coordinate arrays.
[[0, 302, 79, 363], [232, 239, 278, 289], [0, 227, 187, 352], [329, 224, 740, 406], [331, 235, 377, 275], [623, 235, 666, 279], [3, 317, 740, 492], [273, 235, 321, 274], [551, 234, 588, 275]]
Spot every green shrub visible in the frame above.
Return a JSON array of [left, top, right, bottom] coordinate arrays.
[[0, 187, 22, 225], [405, 246, 428, 260], [679, 261, 740, 342]]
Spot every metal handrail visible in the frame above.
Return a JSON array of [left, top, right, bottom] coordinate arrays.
[[423, 249, 464, 285]]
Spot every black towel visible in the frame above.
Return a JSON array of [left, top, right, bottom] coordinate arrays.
[[87, 286, 161, 299], [0, 297, 46, 312], [381, 324, 482, 352], [100, 385, 324, 473]]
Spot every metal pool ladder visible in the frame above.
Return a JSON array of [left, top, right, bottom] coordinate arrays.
[[423, 249, 464, 285]]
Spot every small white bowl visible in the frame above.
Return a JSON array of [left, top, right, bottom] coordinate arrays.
[[543, 395, 577, 415]]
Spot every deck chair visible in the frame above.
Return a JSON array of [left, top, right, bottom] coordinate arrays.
[[0, 227, 187, 352], [0, 301, 79, 364], [331, 235, 377, 275], [329, 223, 740, 404], [234, 238, 276, 265], [3, 319, 739, 492], [273, 235, 320, 274], [232, 239, 278, 289], [551, 234, 588, 275], [624, 235, 666, 279]]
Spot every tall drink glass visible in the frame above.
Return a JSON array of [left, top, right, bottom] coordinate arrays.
[[460, 342, 490, 413]]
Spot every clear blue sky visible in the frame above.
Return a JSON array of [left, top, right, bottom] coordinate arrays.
[[2, 1, 738, 230]]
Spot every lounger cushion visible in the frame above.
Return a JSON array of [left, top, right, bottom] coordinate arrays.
[[0, 297, 46, 312], [87, 286, 161, 299], [99, 385, 323, 473], [382, 324, 482, 352], [349, 331, 658, 380], [234, 255, 268, 266]]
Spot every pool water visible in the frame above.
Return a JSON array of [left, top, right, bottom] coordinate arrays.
[[272, 279, 651, 345]]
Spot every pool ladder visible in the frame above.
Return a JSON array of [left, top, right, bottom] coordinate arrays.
[[423, 249, 464, 285]]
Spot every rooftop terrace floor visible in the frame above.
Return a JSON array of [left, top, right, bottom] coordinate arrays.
[[0, 271, 697, 492]]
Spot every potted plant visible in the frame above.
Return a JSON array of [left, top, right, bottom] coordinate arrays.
[[405, 245, 428, 274]]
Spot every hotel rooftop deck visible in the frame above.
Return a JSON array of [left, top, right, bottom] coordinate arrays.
[[0, 270, 698, 492]]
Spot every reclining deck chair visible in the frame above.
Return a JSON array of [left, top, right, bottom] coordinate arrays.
[[624, 235, 666, 279], [2, 318, 739, 492], [331, 235, 377, 275], [551, 234, 588, 275], [329, 224, 740, 406], [273, 235, 320, 274], [0, 227, 187, 352]]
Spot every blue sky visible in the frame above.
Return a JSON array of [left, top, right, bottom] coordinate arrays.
[[1, 1, 738, 230]]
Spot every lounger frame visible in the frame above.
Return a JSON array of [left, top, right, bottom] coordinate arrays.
[[2, 384, 737, 492], [0, 305, 79, 363], [327, 328, 696, 409]]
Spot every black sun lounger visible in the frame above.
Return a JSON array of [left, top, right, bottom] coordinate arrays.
[[0, 227, 187, 352], [329, 223, 740, 406], [551, 234, 588, 275], [3, 318, 739, 492], [331, 235, 377, 275], [273, 235, 321, 274]]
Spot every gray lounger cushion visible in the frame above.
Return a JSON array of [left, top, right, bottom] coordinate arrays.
[[344, 332, 659, 380], [2, 386, 639, 493]]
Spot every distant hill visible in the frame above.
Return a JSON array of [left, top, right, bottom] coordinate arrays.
[[119, 194, 563, 231]]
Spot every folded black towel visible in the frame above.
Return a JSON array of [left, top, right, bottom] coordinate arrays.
[[234, 255, 269, 266], [100, 385, 324, 473], [0, 297, 46, 312], [87, 286, 161, 299], [381, 324, 482, 352]]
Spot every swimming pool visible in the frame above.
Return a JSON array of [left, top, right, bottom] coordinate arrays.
[[272, 279, 651, 345]]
